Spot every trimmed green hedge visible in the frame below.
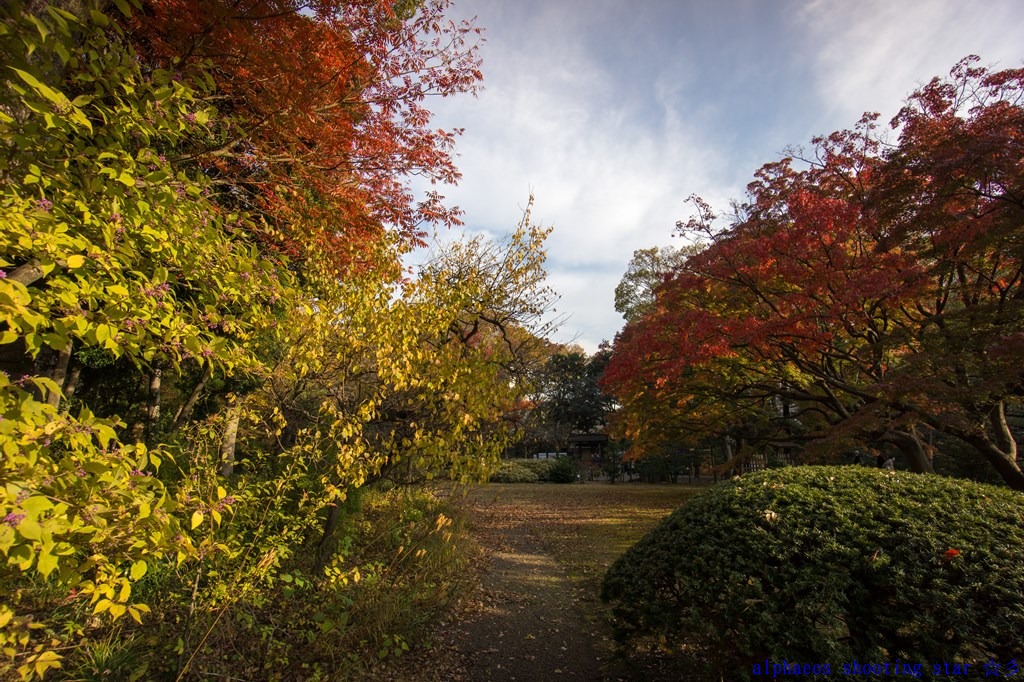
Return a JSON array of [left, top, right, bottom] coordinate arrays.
[[490, 458, 576, 483], [601, 466, 1024, 676], [490, 460, 540, 483]]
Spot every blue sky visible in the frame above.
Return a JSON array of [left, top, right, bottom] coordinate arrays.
[[414, 0, 1024, 353]]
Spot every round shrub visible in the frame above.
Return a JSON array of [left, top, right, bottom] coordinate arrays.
[[548, 457, 578, 483], [518, 458, 558, 481], [601, 466, 1024, 677], [489, 461, 539, 483]]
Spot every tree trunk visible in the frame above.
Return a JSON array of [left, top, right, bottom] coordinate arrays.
[[148, 368, 162, 424], [314, 502, 344, 571], [172, 364, 212, 430], [220, 407, 241, 477], [314, 487, 362, 571], [989, 401, 1018, 463], [61, 362, 81, 410], [46, 345, 72, 409], [9, 259, 43, 286], [885, 429, 935, 474], [920, 402, 1024, 490], [963, 426, 1024, 492], [130, 368, 163, 442]]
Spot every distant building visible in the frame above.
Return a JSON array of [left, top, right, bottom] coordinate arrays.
[[568, 433, 609, 472]]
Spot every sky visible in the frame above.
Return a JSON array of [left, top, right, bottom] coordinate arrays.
[[412, 0, 1024, 354]]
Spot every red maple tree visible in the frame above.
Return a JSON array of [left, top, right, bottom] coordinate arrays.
[[127, 0, 483, 274], [604, 57, 1024, 488]]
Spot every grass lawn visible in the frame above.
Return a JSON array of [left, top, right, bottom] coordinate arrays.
[[467, 480, 704, 603]]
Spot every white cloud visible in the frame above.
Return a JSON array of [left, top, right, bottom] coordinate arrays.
[[412, 0, 1024, 354], [797, 0, 1024, 128]]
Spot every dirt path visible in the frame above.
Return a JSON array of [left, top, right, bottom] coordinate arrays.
[[447, 493, 606, 681], [376, 482, 702, 682]]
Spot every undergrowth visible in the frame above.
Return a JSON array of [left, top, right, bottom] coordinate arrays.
[[43, 486, 476, 681]]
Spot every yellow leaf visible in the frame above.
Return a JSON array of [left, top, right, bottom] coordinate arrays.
[[17, 518, 42, 541], [190, 511, 204, 530], [36, 548, 58, 577], [30, 650, 62, 678], [66, 254, 85, 269], [130, 559, 147, 581]]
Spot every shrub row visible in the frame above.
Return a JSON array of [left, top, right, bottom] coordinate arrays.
[[489, 458, 577, 483]]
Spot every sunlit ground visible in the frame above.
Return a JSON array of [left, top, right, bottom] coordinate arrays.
[[468, 481, 704, 592]]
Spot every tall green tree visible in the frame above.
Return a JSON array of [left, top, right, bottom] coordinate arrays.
[[614, 244, 697, 322], [532, 349, 614, 450]]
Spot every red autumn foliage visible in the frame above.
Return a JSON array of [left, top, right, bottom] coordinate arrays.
[[127, 0, 483, 272], [604, 57, 1024, 489]]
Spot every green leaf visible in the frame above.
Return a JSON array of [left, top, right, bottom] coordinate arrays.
[[88, 9, 110, 27], [10, 67, 65, 105], [111, 0, 133, 17]]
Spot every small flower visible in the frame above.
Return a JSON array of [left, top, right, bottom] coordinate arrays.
[[2, 512, 26, 527], [110, 212, 122, 223], [0, 270, 6, 278], [75, 467, 87, 478], [184, 112, 197, 124], [35, 198, 53, 212]]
